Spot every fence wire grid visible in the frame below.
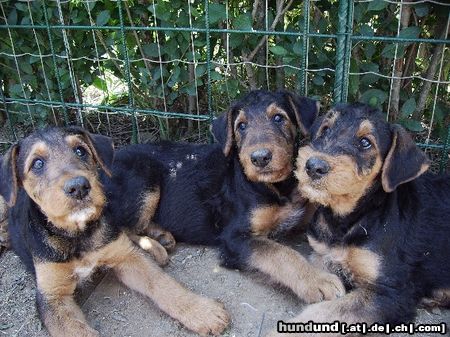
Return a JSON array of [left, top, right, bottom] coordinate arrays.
[[0, 0, 449, 170]]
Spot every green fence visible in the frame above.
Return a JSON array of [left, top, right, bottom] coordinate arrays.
[[0, 0, 449, 169]]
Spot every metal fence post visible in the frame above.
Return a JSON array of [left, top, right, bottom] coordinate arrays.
[[333, 0, 353, 103]]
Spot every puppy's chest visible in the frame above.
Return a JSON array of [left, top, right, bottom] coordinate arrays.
[[250, 202, 304, 236], [308, 214, 381, 289]]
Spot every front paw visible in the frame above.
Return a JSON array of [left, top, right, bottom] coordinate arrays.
[[296, 271, 345, 303], [179, 297, 230, 336], [137, 236, 170, 266]]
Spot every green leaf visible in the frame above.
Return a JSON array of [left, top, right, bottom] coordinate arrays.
[[292, 41, 303, 55], [93, 77, 107, 91], [21, 62, 33, 75], [209, 4, 226, 25], [400, 98, 416, 117], [381, 44, 405, 59], [195, 65, 206, 77], [414, 4, 429, 17], [399, 26, 420, 40], [360, 89, 388, 106], [312, 75, 324, 86], [269, 45, 288, 56], [368, 0, 387, 11], [210, 70, 223, 81], [142, 44, 160, 58], [9, 84, 23, 97], [233, 13, 252, 30], [363, 43, 376, 59], [400, 119, 424, 132], [96, 10, 110, 26], [7, 9, 17, 25], [359, 24, 374, 37]]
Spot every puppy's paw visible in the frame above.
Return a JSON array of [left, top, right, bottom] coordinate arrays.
[[297, 271, 345, 303], [137, 236, 170, 266], [180, 297, 230, 336], [156, 230, 176, 251]]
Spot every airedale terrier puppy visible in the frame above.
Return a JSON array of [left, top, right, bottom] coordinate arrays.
[[0, 127, 229, 337], [112, 90, 345, 304], [271, 103, 450, 336]]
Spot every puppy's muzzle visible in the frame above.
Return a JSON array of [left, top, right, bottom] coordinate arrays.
[[305, 157, 330, 180], [63, 176, 91, 200], [250, 148, 272, 168]]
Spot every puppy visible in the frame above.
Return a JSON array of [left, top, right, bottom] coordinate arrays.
[[0, 127, 229, 337], [270, 103, 450, 336], [115, 90, 345, 304]]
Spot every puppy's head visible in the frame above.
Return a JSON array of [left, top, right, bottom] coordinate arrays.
[[0, 127, 114, 235], [295, 104, 429, 216], [212, 90, 319, 183]]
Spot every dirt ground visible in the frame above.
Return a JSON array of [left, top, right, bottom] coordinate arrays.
[[1, 240, 449, 337]]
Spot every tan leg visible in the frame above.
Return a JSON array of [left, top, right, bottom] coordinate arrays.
[[266, 289, 376, 337], [128, 233, 170, 266], [112, 237, 230, 336], [250, 238, 345, 303], [420, 288, 450, 309], [35, 262, 99, 337]]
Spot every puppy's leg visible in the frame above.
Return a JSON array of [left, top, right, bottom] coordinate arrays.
[[128, 233, 170, 266], [136, 188, 176, 251], [111, 235, 230, 336], [35, 263, 98, 337], [144, 222, 176, 251], [249, 238, 345, 303], [267, 287, 418, 337]]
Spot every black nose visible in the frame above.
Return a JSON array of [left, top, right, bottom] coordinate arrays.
[[305, 157, 330, 180], [63, 176, 91, 200], [251, 148, 272, 168]]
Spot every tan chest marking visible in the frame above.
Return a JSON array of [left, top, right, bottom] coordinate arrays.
[[250, 204, 303, 236], [308, 235, 381, 286], [35, 234, 134, 296]]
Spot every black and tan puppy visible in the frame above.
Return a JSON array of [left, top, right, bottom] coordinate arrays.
[[116, 90, 345, 304], [271, 103, 450, 336], [0, 127, 229, 337]]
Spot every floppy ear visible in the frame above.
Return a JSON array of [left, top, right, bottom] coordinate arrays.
[[211, 108, 234, 157], [0, 144, 19, 207], [278, 90, 320, 137], [381, 124, 429, 192], [67, 127, 114, 177]]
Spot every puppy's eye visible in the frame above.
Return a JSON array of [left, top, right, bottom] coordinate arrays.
[[237, 122, 247, 131], [74, 146, 87, 157], [359, 137, 372, 149], [31, 158, 44, 171], [272, 114, 284, 123]]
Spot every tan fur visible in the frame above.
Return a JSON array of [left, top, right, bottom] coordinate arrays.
[[250, 238, 345, 303], [21, 138, 106, 235], [36, 233, 229, 336], [223, 108, 234, 156], [296, 145, 382, 216], [136, 188, 160, 232], [356, 120, 374, 138], [112, 235, 229, 336], [250, 203, 303, 236], [308, 236, 381, 286], [0, 196, 8, 252], [267, 288, 376, 337], [127, 234, 169, 266]]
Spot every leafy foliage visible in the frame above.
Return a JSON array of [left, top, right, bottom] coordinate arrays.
[[0, 0, 448, 141]]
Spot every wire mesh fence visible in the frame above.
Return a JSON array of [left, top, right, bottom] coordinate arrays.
[[0, 0, 449, 170]]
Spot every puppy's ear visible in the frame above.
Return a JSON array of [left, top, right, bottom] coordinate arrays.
[[0, 144, 19, 207], [278, 90, 319, 137], [211, 108, 234, 157], [381, 124, 429, 192], [67, 127, 114, 176]]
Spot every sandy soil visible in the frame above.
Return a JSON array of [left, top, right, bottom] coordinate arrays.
[[1, 241, 449, 337]]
